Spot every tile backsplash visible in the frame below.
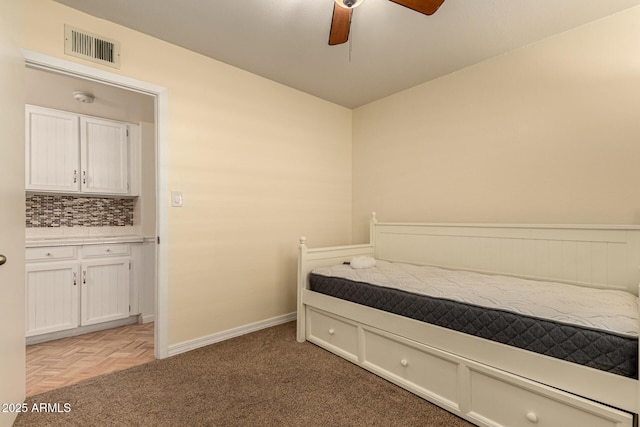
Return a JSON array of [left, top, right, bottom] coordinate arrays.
[[26, 194, 134, 228]]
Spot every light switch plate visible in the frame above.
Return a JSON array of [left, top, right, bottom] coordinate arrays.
[[171, 191, 183, 207]]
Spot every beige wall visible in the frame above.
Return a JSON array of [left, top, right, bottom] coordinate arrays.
[[24, 0, 352, 345], [352, 7, 640, 242]]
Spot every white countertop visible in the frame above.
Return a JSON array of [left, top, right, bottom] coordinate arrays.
[[25, 226, 150, 247], [26, 235, 146, 247]]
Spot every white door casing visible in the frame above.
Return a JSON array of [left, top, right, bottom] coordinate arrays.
[[21, 50, 169, 360]]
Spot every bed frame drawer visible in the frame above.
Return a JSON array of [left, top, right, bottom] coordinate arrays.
[[306, 308, 358, 362], [468, 366, 633, 427], [362, 327, 461, 413]]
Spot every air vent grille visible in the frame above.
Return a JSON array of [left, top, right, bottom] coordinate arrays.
[[64, 25, 120, 68]]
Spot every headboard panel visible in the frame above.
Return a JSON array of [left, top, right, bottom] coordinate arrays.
[[372, 217, 640, 295]]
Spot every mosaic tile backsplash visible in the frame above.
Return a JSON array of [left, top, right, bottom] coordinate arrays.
[[26, 194, 134, 228]]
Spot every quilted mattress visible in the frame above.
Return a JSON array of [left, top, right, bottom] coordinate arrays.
[[310, 261, 639, 378]]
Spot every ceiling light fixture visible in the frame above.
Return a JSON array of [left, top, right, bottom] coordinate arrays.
[[73, 91, 95, 103], [334, 0, 364, 8]]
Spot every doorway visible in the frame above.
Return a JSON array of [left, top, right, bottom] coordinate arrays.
[[22, 50, 169, 393]]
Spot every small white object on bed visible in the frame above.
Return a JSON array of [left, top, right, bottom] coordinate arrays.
[[297, 213, 640, 427], [348, 255, 376, 269]]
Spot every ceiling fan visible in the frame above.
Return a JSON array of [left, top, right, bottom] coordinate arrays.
[[329, 0, 445, 45]]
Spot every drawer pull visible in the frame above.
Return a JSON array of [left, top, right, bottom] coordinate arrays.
[[400, 359, 408, 367], [525, 412, 538, 423], [105, 249, 111, 252], [328, 328, 335, 335], [46, 252, 52, 256]]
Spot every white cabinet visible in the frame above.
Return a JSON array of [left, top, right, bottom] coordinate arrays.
[[25, 261, 79, 337], [25, 106, 79, 192], [25, 105, 137, 196], [80, 117, 130, 195], [25, 243, 132, 337], [80, 258, 130, 326], [80, 244, 130, 326]]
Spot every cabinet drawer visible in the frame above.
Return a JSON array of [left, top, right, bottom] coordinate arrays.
[[83, 243, 130, 258], [362, 328, 460, 411], [307, 308, 358, 362], [26, 246, 77, 262], [468, 367, 633, 427]]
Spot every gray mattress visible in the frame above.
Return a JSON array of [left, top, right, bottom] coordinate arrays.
[[309, 273, 638, 379]]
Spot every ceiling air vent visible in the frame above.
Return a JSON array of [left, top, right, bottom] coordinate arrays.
[[64, 25, 121, 69]]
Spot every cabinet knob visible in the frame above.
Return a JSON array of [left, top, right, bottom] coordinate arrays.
[[400, 359, 408, 367], [46, 252, 52, 256], [525, 412, 538, 423], [328, 328, 335, 335], [105, 248, 111, 252], [0, 254, 6, 266]]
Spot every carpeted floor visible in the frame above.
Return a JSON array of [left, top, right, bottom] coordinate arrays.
[[15, 321, 474, 426]]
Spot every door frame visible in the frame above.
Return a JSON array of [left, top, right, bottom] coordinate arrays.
[[22, 49, 169, 358]]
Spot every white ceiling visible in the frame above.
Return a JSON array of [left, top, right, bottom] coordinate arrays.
[[53, 0, 640, 108], [25, 67, 155, 123]]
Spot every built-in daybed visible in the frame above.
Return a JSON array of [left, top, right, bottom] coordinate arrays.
[[296, 213, 640, 427]]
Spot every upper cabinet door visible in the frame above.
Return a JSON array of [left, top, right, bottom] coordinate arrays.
[[80, 117, 129, 195], [25, 105, 80, 192]]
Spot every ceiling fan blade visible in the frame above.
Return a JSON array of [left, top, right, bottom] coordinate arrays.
[[388, 0, 445, 15], [329, 4, 352, 46]]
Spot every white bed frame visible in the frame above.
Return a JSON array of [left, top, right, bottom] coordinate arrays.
[[297, 213, 640, 427]]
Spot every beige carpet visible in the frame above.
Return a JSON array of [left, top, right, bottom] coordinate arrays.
[[15, 322, 474, 426]]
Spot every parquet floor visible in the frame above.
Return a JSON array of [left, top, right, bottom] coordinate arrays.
[[26, 322, 155, 397]]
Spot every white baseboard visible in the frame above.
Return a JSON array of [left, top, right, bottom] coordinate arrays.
[[167, 312, 296, 357], [141, 314, 155, 324]]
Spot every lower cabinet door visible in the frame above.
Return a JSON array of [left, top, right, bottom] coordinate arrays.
[[80, 258, 130, 326], [25, 262, 79, 337]]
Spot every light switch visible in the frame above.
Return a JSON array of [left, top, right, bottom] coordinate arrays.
[[171, 191, 183, 207]]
